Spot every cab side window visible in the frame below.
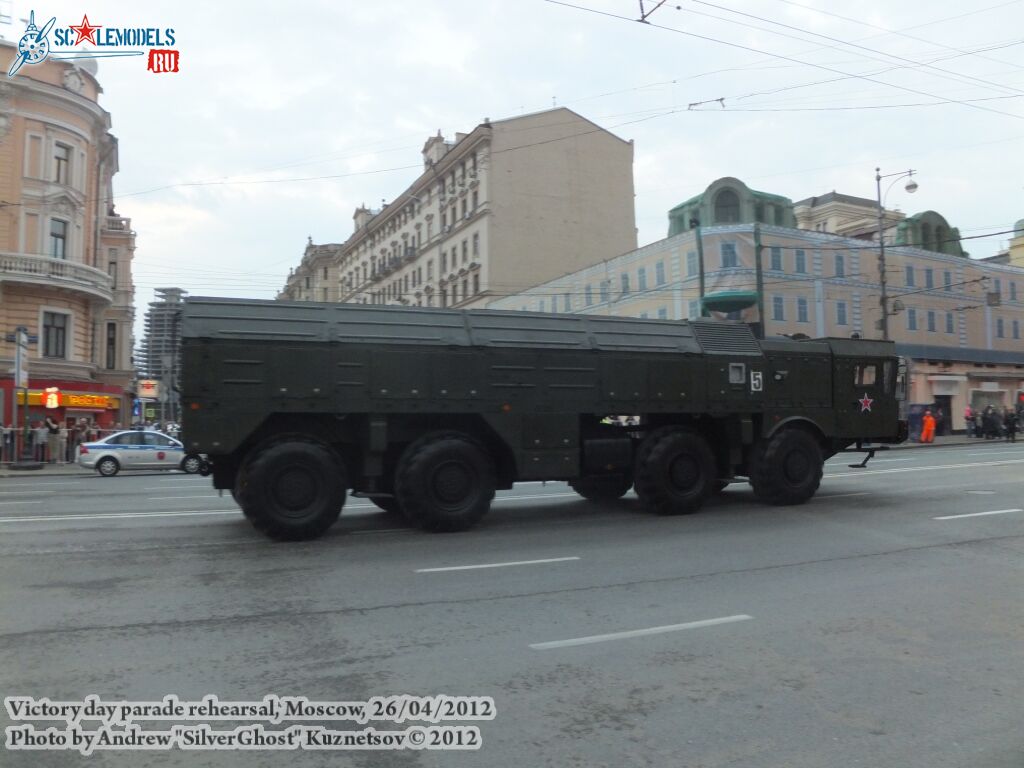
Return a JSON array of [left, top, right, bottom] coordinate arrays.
[[854, 364, 878, 388]]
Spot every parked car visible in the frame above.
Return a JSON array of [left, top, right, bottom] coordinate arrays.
[[78, 430, 202, 476]]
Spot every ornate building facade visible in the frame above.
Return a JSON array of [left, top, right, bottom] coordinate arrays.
[[0, 43, 136, 433]]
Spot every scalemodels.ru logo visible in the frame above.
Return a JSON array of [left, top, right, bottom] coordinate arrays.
[[8, 9, 179, 77]]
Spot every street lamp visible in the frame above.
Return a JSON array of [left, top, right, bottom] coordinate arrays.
[[876, 167, 918, 340]]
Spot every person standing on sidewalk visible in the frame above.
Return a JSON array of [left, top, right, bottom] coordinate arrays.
[[1004, 408, 1018, 443], [920, 409, 936, 444], [44, 415, 60, 464], [964, 405, 974, 437]]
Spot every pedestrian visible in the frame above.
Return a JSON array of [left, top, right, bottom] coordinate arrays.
[[44, 414, 60, 463], [935, 407, 945, 436], [920, 409, 936, 444], [964, 405, 974, 438], [1004, 408, 1018, 443], [58, 425, 69, 464]]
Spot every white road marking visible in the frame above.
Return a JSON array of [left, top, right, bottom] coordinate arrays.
[[351, 528, 410, 535], [416, 556, 580, 573], [0, 501, 42, 505], [0, 509, 236, 523], [530, 614, 754, 650], [0, 482, 79, 487], [966, 490, 995, 495], [933, 508, 1023, 521], [817, 492, 871, 499], [966, 450, 1024, 456], [826, 458, 1024, 479], [145, 495, 224, 500], [495, 492, 582, 503]]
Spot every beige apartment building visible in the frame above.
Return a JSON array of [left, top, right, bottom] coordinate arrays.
[[279, 108, 637, 308], [0, 44, 136, 432], [489, 177, 1024, 432]]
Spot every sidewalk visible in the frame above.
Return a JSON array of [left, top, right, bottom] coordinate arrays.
[[0, 462, 97, 478]]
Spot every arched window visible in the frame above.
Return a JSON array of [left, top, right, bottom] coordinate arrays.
[[920, 223, 932, 251], [714, 189, 740, 223]]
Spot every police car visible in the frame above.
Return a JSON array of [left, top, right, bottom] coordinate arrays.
[[78, 430, 201, 477]]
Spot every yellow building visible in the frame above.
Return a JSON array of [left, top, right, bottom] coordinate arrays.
[[489, 178, 1024, 432], [0, 42, 136, 432]]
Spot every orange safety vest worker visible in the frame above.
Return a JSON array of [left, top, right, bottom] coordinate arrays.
[[920, 410, 936, 443]]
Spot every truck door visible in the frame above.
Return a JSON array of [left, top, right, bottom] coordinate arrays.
[[835, 358, 889, 438]]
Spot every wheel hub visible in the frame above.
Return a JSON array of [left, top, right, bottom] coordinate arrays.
[[273, 466, 317, 515], [668, 454, 699, 490], [432, 460, 472, 504], [783, 450, 810, 483]]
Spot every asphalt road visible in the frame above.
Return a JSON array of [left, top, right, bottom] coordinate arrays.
[[1, 441, 1023, 767]]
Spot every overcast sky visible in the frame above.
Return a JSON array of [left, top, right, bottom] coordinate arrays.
[[7, 0, 1023, 337]]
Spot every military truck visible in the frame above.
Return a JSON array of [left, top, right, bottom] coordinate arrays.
[[180, 297, 907, 541]]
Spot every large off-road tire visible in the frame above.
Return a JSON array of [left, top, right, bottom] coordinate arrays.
[[569, 473, 633, 503], [748, 428, 823, 505], [239, 439, 347, 540], [395, 432, 495, 532], [634, 427, 716, 515]]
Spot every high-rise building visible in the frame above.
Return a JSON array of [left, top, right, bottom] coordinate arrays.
[[139, 288, 186, 422]]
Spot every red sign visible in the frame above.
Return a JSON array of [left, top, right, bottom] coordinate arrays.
[[43, 387, 61, 409]]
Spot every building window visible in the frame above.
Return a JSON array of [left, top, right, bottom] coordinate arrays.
[[689, 300, 700, 319], [639, 312, 649, 319], [686, 251, 698, 277], [54, 143, 70, 185], [638, 267, 647, 291], [836, 301, 847, 326], [835, 253, 845, 278], [107, 260, 117, 288], [620, 273, 630, 296], [927, 310, 936, 332], [770, 246, 782, 271], [943, 270, 952, 290], [713, 189, 740, 223], [585, 284, 593, 306], [42, 311, 68, 358], [794, 250, 806, 274], [539, 299, 545, 312], [474, 274, 480, 295], [946, 312, 954, 333], [563, 293, 570, 312], [994, 278, 1002, 296], [996, 317, 1004, 338], [721, 242, 738, 268], [905, 266, 915, 287], [472, 190, 478, 210], [461, 199, 467, 220], [50, 219, 68, 259], [772, 296, 785, 321], [462, 240, 468, 264], [797, 297, 808, 323], [657, 307, 668, 319], [1014, 320, 1020, 339], [600, 281, 610, 303], [907, 307, 917, 331], [106, 322, 117, 369], [462, 279, 468, 300], [1011, 282, 1017, 301], [924, 268, 934, 289], [440, 251, 447, 273], [656, 261, 666, 285], [440, 289, 447, 308], [472, 233, 479, 256]]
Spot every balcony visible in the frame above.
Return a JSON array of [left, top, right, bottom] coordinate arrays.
[[104, 216, 133, 234], [0, 252, 113, 303]]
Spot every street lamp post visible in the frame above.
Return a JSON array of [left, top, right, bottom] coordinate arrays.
[[876, 167, 918, 340]]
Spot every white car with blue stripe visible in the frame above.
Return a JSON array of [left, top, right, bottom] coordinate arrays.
[[78, 430, 201, 476]]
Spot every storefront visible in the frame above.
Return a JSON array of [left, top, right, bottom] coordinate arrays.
[[0, 380, 126, 431]]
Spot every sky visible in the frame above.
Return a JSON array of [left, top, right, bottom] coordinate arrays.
[[5, 0, 1023, 341]]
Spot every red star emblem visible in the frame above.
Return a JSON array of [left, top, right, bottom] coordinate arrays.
[[69, 14, 102, 46], [858, 393, 873, 412]]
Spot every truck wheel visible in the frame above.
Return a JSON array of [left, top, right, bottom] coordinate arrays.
[[749, 428, 823, 505], [569, 473, 633, 503], [634, 427, 715, 515], [242, 440, 347, 540], [396, 433, 495, 532]]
